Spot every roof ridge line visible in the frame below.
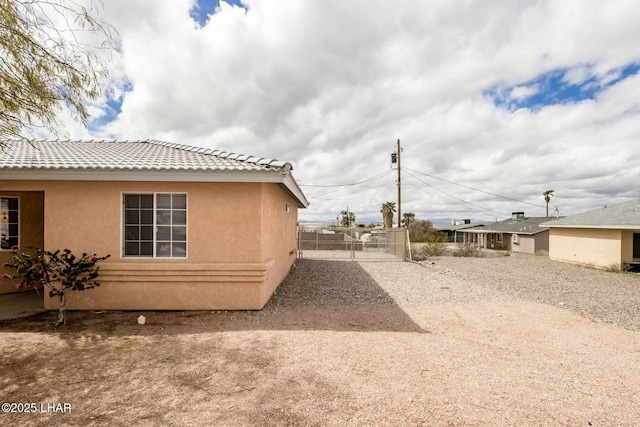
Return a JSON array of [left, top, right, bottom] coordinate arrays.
[[145, 139, 292, 171]]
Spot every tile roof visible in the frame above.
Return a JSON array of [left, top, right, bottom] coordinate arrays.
[[464, 216, 550, 235], [0, 139, 292, 173], [433, 222, 484, 231], [542, 200, 640, 229], [0, 139, 309, 208]]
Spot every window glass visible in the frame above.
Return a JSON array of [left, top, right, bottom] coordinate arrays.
[[172, 226, 187, 241], [125, 226, 139, 240], [172, 194, 187, 209], [173, 210, 187, 225], [124, 194, 139, 209], [123, 193, 187, 258], [1, 197, 19, 250], [140, 226, 153, 241], [172, 242, 187, 257], [156, 226, 171, 240], [156, 210, 171, 225], [156, 194, 171, 209], [140, 195, 153, 209]]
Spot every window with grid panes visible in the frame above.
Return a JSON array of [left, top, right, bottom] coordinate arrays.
[[123, 193, 187, 257], [1, 197, 19, 250]]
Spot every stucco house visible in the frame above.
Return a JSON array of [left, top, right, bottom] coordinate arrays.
[[542, 200, 640, 270], [0, 139, 309, 310], [433, 219, 482, 243], [460, 212, 550, 254]]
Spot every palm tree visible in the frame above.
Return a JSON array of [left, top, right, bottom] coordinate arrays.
[[380, 201, 396, 228], [402, 212, 415, 227], [339, 210, 355, 227], [543, 190, 555, 217]]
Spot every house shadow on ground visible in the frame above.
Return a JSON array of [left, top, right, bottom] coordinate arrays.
[[0, 260, 427, 336]]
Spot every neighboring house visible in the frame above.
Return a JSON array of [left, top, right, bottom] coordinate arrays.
[[542, 200, 640, 270], [433, 219, 482, 243], [0, 139, 309, 310], [461, 212, 550, 254]]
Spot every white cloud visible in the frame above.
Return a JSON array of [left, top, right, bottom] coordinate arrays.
[[509, 85, 540, 101], [69, 0, 640, 222]]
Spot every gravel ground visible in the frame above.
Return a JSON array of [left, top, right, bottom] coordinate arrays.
[[2, 252, 639, 426], [296, 250, 640, 331]]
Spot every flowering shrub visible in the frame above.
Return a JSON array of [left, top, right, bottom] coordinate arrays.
[[3, 247, 110, 326]]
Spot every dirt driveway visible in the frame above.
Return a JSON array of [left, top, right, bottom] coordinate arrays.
[[1, 255, 639, 426]]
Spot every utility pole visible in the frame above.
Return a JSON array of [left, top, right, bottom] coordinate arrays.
[[397, 139, 402, 228]]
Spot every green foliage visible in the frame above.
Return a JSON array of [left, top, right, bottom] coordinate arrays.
[[408, 220, 441, 243], [3, 247, 110, 326], [451, 243, 485, 258], [339, 210, 355, 227], [402, 212, 415, 227], [1, 247, 49, 288], [412, 241, 447, 260], [0, 0, 118, 140]]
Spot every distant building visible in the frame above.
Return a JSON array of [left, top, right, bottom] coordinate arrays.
[[433, 219, 482, 243], [460, 212, 550, 254], [542, 200, 640, 270]]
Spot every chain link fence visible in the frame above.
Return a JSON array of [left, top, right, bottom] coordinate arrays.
[[298, 228, 408, 261]]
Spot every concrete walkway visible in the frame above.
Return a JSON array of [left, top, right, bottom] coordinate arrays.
[[0, 292, 45, 321]]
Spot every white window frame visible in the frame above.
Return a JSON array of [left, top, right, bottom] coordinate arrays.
[[496, 233, 503, 243], [122, 192, 188, 259], [0, 196, 19, 250]]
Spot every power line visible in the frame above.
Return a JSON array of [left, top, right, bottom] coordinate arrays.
[[300, 170, 393, 188], [403, 166, 545, 209], [403, 169, 508, 217]]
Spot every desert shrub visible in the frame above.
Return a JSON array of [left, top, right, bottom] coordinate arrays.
[[3, 247, 110, 326], [414, 243, 447, 260], [408, 220, 444, 243], [451, 243, 485, 257], [411, 230, 448, 260]]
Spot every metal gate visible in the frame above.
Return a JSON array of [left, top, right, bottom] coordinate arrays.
[[297, 228, 408, 261]]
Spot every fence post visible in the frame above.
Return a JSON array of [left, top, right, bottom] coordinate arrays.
[[351, 237, 355, 260]]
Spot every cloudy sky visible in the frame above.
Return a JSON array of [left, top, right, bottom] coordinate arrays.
[[67, 0, 640, 223]]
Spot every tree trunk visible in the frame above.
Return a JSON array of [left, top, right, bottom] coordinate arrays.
[[55, 292, 67, 327], [383, 212, 393, 228]]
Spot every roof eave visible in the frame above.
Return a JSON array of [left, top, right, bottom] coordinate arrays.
[[545, 224, 640, 229], [0, 168, 310, 209]]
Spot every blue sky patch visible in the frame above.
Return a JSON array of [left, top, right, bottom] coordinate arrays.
[[190, 0, 247, 26], [485, 63, 640, 110], [88, 81, 132, 134]]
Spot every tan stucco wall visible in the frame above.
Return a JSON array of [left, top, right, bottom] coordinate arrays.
[[511, 231, 549, 254], [0, 191, 44, 294], [511, 234, 535, 254], [258, 184, 299, 306], [548, 228, 624, 268], [0, 180, 300, 309], [621, 231, 634, 262]]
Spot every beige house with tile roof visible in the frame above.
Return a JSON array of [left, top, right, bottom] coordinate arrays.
[[0, 139, 308, 310], [460, 212, 550, 254], [542, 200, 640, 270]]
